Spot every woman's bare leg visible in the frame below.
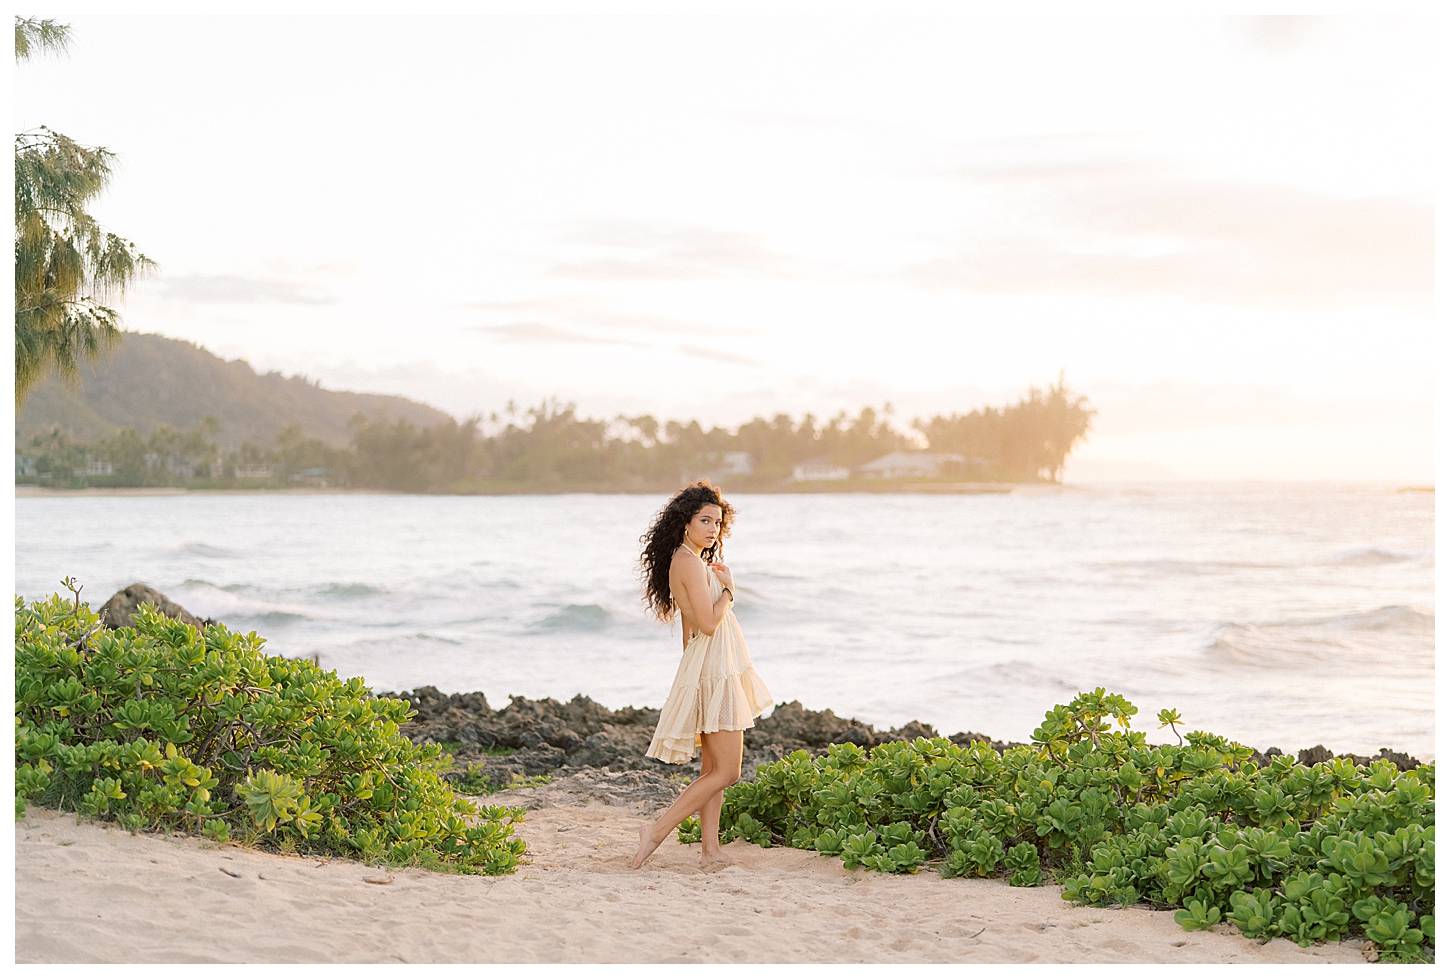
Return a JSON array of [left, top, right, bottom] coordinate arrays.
[[697, 737, 737, 865], [696, 738, 716, 842], [633, 730, 743, 869]]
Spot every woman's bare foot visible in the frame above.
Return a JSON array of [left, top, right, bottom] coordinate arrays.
[[700, 846, 739, 867], [631, 821, 664, 870]]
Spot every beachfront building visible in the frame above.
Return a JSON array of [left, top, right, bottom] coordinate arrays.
[[792, 457, 851, 482], [694, 451, 754, 484], [718, 451, 754, 476], [857, 451, 966, 479], [76, 455, 115, 478], [290, 466, 331, 488]]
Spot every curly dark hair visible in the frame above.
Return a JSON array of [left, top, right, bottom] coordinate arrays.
[[638, 480, 736, 621]]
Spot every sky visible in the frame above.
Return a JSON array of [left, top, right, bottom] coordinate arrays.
[[13, 13, 1437, 481]]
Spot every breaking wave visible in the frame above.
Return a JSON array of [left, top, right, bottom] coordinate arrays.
[[1203, 605, 1433, 668], [175, 541, 233, 558], [318, 582, 388, 599], [1330, 547, 1430, 566], [534, 604, 611, 632]]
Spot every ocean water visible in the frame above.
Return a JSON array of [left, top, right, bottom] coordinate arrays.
[[13, 484, 1435, 760]]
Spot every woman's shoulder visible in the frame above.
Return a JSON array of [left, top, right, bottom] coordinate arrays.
[[669, 546, 704, 574]]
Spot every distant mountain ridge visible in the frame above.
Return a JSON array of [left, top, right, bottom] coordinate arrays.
[[16, 332, 456, 450]]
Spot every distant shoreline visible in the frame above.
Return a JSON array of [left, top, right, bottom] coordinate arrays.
[[15, 481, 1030, 498], [14, 482, 1432, 498]]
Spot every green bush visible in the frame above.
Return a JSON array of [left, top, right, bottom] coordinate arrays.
[[713, 686, 1434, 949], [15, 584, 526, 874]]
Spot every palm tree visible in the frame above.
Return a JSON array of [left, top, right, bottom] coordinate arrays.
[[14, 17, 153, 407]]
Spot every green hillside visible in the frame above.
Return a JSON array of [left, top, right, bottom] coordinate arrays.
[[16, 332, 455, 449]]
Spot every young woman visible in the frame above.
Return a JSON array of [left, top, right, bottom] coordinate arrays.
[[632, 481, 772, 869]]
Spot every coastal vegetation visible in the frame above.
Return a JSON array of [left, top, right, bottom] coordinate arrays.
[[15, 589, 1433, 956], [19, 375, 1094, 491], [14, 584, 526, 875], [14, 18, 153, 407], [701, 689, 1434, 959]]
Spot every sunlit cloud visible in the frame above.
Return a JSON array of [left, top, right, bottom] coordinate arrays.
[[17, 14, 1430, 481], [467, 295, 757, 338], [155, 274, 335, 306], [717, 107, 900, 138], [1238, 15, 1328, 54], [907, 160, 1432, 310], [546, 221, 808, 281], [473, 322, 641, 346], [677, 345, 761, 367], [262, 259, 362, 277]]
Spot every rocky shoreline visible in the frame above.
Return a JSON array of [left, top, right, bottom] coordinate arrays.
[[92, 584, 1426, 792], [378, 685, 1013, 789], [381, 685, 1424, 793]]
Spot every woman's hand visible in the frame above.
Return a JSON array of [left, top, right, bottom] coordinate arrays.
[[709, 562, 735, 593]]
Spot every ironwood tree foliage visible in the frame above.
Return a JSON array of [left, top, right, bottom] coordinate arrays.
[[14, 17, 153, 407], [915, 372, 1095, 482], [20, 381, 1096, 490]]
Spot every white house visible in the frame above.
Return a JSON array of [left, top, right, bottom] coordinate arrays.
[[718, 451, 754, 476], [694, 451, 754, 483], [792, 457, 851, 482], [856, 451, 966, 479], [76, 455, 114, 477], [290, 466, 330, 487], [165, 455, 196, 479]]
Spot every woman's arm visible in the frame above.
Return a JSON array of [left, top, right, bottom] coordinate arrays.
[[672, 551, 732, 638]]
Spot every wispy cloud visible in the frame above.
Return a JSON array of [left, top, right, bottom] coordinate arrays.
[[157, 274, 335, 306], [467, 295, 758, 339], [1237, 15, 1328, 54], [907, 155, 1432, 310], [472, 322, 641, 346], [716, 107, 901, 139], [545, 221, 807, 282], [677, 345, 761, 366]]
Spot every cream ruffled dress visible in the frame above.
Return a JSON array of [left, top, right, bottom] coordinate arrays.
[[646, 548, 773, 764]]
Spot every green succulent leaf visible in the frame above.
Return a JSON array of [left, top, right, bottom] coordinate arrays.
[[12, 588, 525, 875]]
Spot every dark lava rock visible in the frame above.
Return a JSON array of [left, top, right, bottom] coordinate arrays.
[[742, 743, 784, 780], [1370, 748, 1423, 771], [745, 701, 1025, 756], [1334, 747, 1423, 772], [382, 686, 1426, 795], [99, 583, 212, 630], [1290, 743, 1421, 772], [566, 724, 674, 775], [745, 700, 878, 754], [383, 687, 676, 786], [388, 689, 1028, 788], [947, 731, 1023, 754], [889, 720, 943, 743], [1246, 746, 1285, 768], [384, 687, 664, 760], [1249, 743, 1421, 772]]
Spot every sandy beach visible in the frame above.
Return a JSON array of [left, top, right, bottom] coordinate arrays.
[[16, 786, 1368, 965]]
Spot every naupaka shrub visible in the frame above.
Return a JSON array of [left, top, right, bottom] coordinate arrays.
[[705, 688, 1434, 956], [15, 584, 526, 874]]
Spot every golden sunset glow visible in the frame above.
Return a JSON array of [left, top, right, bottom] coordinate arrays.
[[12, 13, 1434, 482]]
